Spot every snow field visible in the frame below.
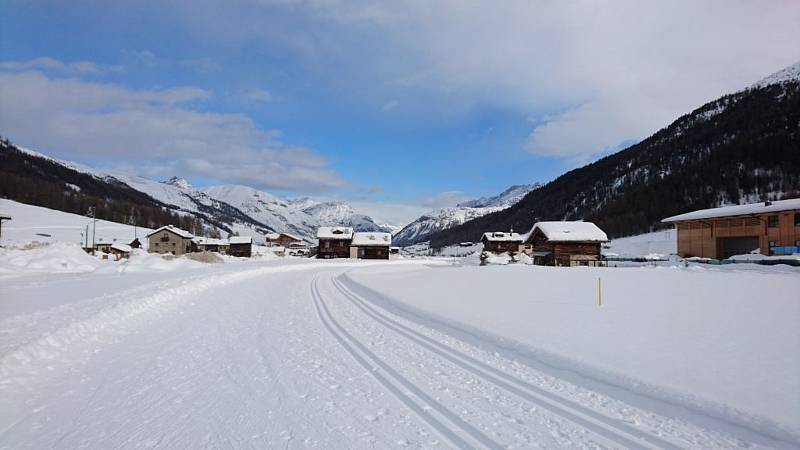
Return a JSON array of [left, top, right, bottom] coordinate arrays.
[[321, 274, 774, 449], [346, 263, 800, 444]]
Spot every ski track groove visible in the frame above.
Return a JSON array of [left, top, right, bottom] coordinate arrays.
[[332, 274, 685, 450], [311, 276, 502, 450]]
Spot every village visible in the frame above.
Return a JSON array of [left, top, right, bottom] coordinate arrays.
[[50, 197, 800, 268]]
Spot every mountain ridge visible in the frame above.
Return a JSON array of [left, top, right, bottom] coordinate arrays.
[[427, 62, 800, 248]]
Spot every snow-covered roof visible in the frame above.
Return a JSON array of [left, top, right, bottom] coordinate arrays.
[[481, 231, 523, 242], [110, 243, 132, 253], [265, 233, 280, 240], [317, 226, 354, 239], [146, 225, 194, 239], [229, 236, 253, 245], [193, 237, 228, 246], [351, 232, 391, 246], [662, 198, 800, 223], [279, 232, 303, 242], [525, 221, 608, 242]]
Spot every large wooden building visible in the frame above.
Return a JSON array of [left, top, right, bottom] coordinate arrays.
[[662, 198, 800, 259], [480, 231, 523, 254], [146, 225, 194, 255], [522, 221, 608, 266], [317, 226, 354, 259]]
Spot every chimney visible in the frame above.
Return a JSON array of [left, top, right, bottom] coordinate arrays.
[[765, 200, 772, 206]]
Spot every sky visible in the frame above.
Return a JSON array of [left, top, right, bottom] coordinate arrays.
[[1, 1, 799, 225]]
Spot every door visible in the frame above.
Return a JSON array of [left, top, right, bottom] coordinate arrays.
[[718, 236, 759, 259]]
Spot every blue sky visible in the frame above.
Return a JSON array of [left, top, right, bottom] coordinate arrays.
[[1, 1, 799, 224]]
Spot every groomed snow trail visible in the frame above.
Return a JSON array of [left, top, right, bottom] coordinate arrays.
[[0, 262, 792, 448]]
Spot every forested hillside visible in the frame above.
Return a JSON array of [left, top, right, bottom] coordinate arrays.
[[0, 140, 205, 233], [429, 75, 800, 247]]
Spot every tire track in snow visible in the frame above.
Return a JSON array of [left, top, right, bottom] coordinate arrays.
[[332, 275, 683, 450], [310, 276, 501, 450]]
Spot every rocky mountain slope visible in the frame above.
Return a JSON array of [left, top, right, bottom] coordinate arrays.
[[429, 61, 800, 248]]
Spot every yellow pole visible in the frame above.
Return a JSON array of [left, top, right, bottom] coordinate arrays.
[[598, 277, 602, 307]]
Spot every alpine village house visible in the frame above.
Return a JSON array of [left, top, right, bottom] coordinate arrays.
[[482, 221, 608, 267], [316, 227, 392, 259]]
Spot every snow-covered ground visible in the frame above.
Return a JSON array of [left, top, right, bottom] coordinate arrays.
[[2, 201, 799, 448], [0, 198, 149, 249], [348, 263, 800, 445]]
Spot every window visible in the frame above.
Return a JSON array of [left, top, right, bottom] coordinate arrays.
[[769, 240, 778, 248], [160, 235, 170, 242], [767, 216, 779, 228], [795, 213, 800, 227]]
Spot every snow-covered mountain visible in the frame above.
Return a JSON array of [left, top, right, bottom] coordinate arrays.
[[457, 183, 543, 209], [1, 142, 389, 243], [393, 183, 542, 246], [202, 185, 391, 240], [750, 61, 800, 89]]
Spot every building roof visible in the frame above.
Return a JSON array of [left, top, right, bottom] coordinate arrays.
[[524, 221, 608, 242], [193, 237, 228, 246], [662, 198, 800, 223], [145, 225, 194, 239], [481, 231, 523, 242], [351, 232, 392, 246], [317, 226, 354, 239], [266, 232, 303, 242], [229, 236, 253, 244], [110, 243, 132, 253]]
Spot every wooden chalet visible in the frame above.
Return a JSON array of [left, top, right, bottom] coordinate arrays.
[[109, 243, 132, 260], [481, 231, 523, 254], [266, 232, 305, 248], [317, 226, 354, 259], [146, 225, 194, 255], [228, 236, 253, 257], [522, 221, 608, 266], [662, 198, 800, 259], [351, 232, 392, 259]]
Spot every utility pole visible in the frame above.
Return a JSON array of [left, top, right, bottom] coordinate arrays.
[[87, 206, 97, 252]]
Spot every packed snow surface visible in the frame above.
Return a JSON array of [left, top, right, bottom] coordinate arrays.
[[349, 264, 800, 444]]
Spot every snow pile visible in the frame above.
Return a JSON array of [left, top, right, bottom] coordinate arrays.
[[0, 243, 104, 274], [347, 264, 800, 440]]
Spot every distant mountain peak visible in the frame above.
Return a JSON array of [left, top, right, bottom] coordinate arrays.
[[163, 176, 191, 190], [457, 183, 543, 209]]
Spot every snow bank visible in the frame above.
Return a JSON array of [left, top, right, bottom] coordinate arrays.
[[0, 242, 104, 274], [347, 264, 800, 442]]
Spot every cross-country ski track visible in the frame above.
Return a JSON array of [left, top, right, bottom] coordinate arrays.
[[1, 261, 796, 449]]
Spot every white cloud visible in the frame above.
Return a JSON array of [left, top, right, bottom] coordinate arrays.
[[167, 0, 800, 161], [0, 70, 346, 192], [0, 57, 120, 75]]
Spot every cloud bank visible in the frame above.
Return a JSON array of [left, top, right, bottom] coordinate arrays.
[[0, 68, 345, 192]]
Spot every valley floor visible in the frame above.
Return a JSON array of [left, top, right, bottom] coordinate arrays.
[[1, 258, 798, 449]]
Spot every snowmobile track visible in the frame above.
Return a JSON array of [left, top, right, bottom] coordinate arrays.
[[333, 274, 684, 450], [311, 276, 502, 449]]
